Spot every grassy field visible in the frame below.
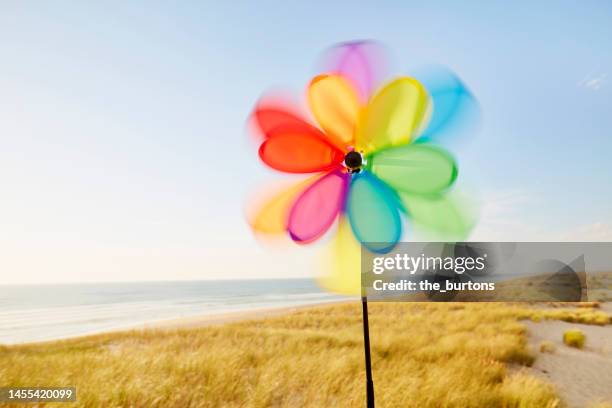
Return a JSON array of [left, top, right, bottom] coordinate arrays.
[[0, 302, 609, 407]]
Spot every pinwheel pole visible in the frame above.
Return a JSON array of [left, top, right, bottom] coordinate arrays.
[[361, 295, 375, 407], [346, 152, 376, 407]]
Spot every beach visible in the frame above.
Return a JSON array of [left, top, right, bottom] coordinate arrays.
[[0, 279, 345, 345], [1, 301, 610, 407]]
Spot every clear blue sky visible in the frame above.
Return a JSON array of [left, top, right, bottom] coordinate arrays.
[[1, 1, 611, 283]]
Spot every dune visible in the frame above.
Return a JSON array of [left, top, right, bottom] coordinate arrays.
[[0, 302, 609, 407]]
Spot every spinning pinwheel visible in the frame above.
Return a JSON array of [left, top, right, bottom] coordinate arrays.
[[248, 41, 478, 408]]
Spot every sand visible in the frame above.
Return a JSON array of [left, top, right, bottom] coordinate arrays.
[[523, 303, 612, 408]]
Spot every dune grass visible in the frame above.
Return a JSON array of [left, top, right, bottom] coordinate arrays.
[[529, 307, 610, 325], [0, 302, 608, 407]]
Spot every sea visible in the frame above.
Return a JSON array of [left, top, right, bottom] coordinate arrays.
[[0, 279, 346, 345]]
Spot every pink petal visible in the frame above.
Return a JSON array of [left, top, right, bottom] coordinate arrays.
[[288, 170, 349, 243], [319, 41, 388, 103]]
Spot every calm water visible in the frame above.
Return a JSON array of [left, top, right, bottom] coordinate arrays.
[[0, 279, 344, 344]]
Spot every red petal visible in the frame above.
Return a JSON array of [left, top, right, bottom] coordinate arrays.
[[255, 107, 326, 140], [259, 133, 344, 173]]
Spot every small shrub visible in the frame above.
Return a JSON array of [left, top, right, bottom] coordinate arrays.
[[563, 329, 586, 349], [539, 341, 556, 353]]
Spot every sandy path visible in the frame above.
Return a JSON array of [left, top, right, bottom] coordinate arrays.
[[524, 304, 612, 408]]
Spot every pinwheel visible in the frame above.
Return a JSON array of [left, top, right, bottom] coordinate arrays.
[[248, 41, 479, 407]]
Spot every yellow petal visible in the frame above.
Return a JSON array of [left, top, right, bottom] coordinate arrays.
[[317, 216, 362, 295], [308, 74, 361, 150], [356, 77, 429, 153], [248, 175, 323, 234]]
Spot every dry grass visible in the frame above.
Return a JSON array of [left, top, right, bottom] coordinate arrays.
[[0, 302, 608, 407], [528, 308, 610, 325]]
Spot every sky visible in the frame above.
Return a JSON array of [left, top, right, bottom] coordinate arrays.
[[0, 1, 611, 284]]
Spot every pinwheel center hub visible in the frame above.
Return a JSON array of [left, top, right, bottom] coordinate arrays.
[[344, 151, 363, 173]]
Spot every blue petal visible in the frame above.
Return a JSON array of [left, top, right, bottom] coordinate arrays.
[[413, 66, 480, 146]]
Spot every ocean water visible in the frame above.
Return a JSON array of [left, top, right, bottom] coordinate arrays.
[[0, 279, 344, 345]]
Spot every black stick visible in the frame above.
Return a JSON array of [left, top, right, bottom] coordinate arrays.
[[361, 296, 375, 408]]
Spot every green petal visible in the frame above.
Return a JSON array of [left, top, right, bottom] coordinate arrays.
[[398, 191, 477, 240], [368, 144, 457, 194]]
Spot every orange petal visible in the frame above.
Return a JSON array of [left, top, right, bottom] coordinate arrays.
[[308, 74, 361, 149]]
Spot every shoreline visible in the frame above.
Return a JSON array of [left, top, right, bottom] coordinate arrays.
[[4, 299, 352, 346]]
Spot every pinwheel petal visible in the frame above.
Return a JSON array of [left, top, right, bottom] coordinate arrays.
[[317, 216, 362, 295], [356, 77, 429, 153], [308, 74, 361, 149], [368, 144, 457, 194], [413, 67, 480, 145], [399, 191, 477, 240], [248, 175, 324, 235], [318, 40, 388, 103], [288, 170, 348, 243], [259, 133, 344, 173], [254, 105, 327, 140], [346, 171, 402, 253]]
